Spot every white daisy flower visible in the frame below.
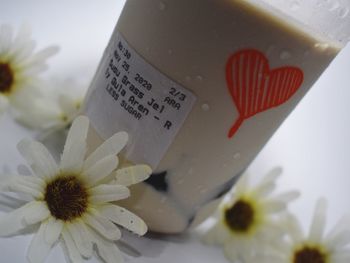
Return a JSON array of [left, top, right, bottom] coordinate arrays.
[[202, 167, 300, 262], [14, 78, 86, 133], [258, 199, 350, 263], [0, 115, 151, 263], [0, 23, 59, 112]]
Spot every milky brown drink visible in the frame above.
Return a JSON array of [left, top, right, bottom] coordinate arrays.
[[83, 0, 347, 233]]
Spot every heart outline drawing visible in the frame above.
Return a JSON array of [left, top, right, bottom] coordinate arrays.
[[226, 49, 304, 138]]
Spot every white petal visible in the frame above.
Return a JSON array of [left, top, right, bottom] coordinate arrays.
[[13, 39, 36, 63], [99, 204, 147, 235], [61, 229, 83, 263], [271, 191, 300, 203], [84, 132, 128, 170], [284, 213, 304, 243], [326, 214, 350, 244], [17, 139, 59, 179], [14, 93, 61, 130], [25, 64, 50, 76], [331, 251, 350, 262], [17, 164, 33, 176], [202, 221, 230, 245], [256, 254, 284, 263], [82, 155, 118, 187], [262, 200, 286, 213], [257, 220, 284, 239], [90, 185, 130, 204], [31, 46, 60, 63], [236, 239, 252, 259], [114, 165, 152, 186], [27, 220, 56, 263], [10, 83, 42, 105], [60, 116, 89, 174], [44, 217, 63, 245], [223, 240, 239, 261], [308, 198, 327, 242], [234, 173, 250, 196], [0, 193, 27, 211], [0, 95, 9, 114], [253, 168, 281, 198], [253, 182, 276, 199], [14, 175, 45, 189], [326, 230, 350, 251], [66, 221, 93, 258], [260, 167, 282, 185], [11, 24, 34, 57], [0, 180, 9, 192], [88, 227, 124, 263], [268, 238, 291, 255], [22, 46, 59, 71], [7, 175, 45, 198], [0, 24, 13, 53], [84, 212, 121, 240], [58, 93, 79, 120], [24, 201, 50, 225], [0, 201, 46, 236], [7, 181, 43, 199]]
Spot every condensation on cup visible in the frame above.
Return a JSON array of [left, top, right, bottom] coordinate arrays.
[[83, 0, 350, 233]]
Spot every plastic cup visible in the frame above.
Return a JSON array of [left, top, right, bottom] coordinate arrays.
[[83, 0, 350, 233]]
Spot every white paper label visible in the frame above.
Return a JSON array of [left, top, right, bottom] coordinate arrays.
[[85, 31, 197, 169]]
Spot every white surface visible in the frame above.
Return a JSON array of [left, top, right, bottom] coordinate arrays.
[[1, 0, 350, 262]]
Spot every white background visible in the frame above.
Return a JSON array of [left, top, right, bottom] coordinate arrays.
[[1, 0, 350, 262]]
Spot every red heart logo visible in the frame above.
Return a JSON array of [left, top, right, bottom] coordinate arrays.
[[226, 49, 304, 138]]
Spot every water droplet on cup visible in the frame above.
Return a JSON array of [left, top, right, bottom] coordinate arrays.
[[157, 208, 164, 214], [196, 75, 203, 81], [233, 152, 241, 160], [314, 43, 329, 51], [198, 185, 208, 194], [200, 188, 208, 194], [266, 45, 276, 56], [338, 7, 349, 18], [201, 103, 210, 111], [176, 178, 185, 185], [280, 50, 292, 60], [168, 49, 173, 55], [159, 1, 166, 10], [185, 76, 192, 82]]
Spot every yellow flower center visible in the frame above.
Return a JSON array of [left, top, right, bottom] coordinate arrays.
[[61, 114, 69, 122], [44, 176, 89, 221], [0, 63, 14, 94], [293, 246, 327, 263], [224, 199, 254, 232]]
